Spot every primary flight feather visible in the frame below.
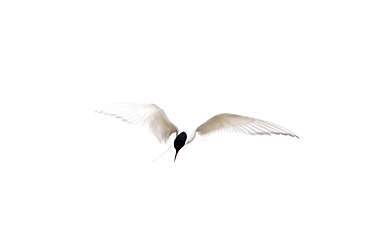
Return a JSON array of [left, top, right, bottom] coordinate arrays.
[[96, 103, 298, 161], [96, 103, 178, 143]]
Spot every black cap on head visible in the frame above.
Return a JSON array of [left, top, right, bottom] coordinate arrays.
[[174, 132, 187, 161]]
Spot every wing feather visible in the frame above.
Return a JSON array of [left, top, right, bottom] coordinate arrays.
[[196, 113, 298, 138], [96, 103, 178, 143]]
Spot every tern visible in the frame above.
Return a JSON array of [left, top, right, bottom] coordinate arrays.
[[96, 103, 298, 161]]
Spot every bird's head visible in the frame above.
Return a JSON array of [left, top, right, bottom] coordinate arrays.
[[173, 132, 187, 162]]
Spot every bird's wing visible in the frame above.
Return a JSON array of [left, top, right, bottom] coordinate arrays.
[[96, 103, 178, 143], [196, 113, 298, 138]]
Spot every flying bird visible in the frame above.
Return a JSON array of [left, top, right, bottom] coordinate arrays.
[[96, 103, 298, 161]]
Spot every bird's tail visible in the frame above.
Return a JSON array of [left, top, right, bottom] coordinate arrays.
[[151, 144, 173, 163]]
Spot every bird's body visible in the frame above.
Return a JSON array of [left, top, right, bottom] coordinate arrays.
[[96, 103, 298, 161]]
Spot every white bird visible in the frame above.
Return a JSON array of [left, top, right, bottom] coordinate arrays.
[[96, 103, 298, 161]]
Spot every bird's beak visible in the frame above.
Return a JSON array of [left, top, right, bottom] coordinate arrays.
[[174, 152, 178, 162]]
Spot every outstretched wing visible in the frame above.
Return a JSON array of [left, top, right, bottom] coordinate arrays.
[[196, 113, 298, 138], [96, 103, 178, 143]]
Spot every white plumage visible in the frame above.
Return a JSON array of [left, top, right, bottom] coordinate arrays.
[[96, 103, 298, 161], [96, 103, 178, 143]]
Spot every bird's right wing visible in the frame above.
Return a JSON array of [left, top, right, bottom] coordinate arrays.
[[196, 113, 298, 138], [96, 103, 178, 143]]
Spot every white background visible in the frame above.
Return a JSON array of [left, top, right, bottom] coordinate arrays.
[[1, 0, 369, 246]]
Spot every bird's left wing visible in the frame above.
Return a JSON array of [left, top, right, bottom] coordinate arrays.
[[96, 103, 178, 143], [196, 113, 298, 138]]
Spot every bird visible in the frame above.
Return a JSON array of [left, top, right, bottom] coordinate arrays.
[[96, 103, 298, 161]]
